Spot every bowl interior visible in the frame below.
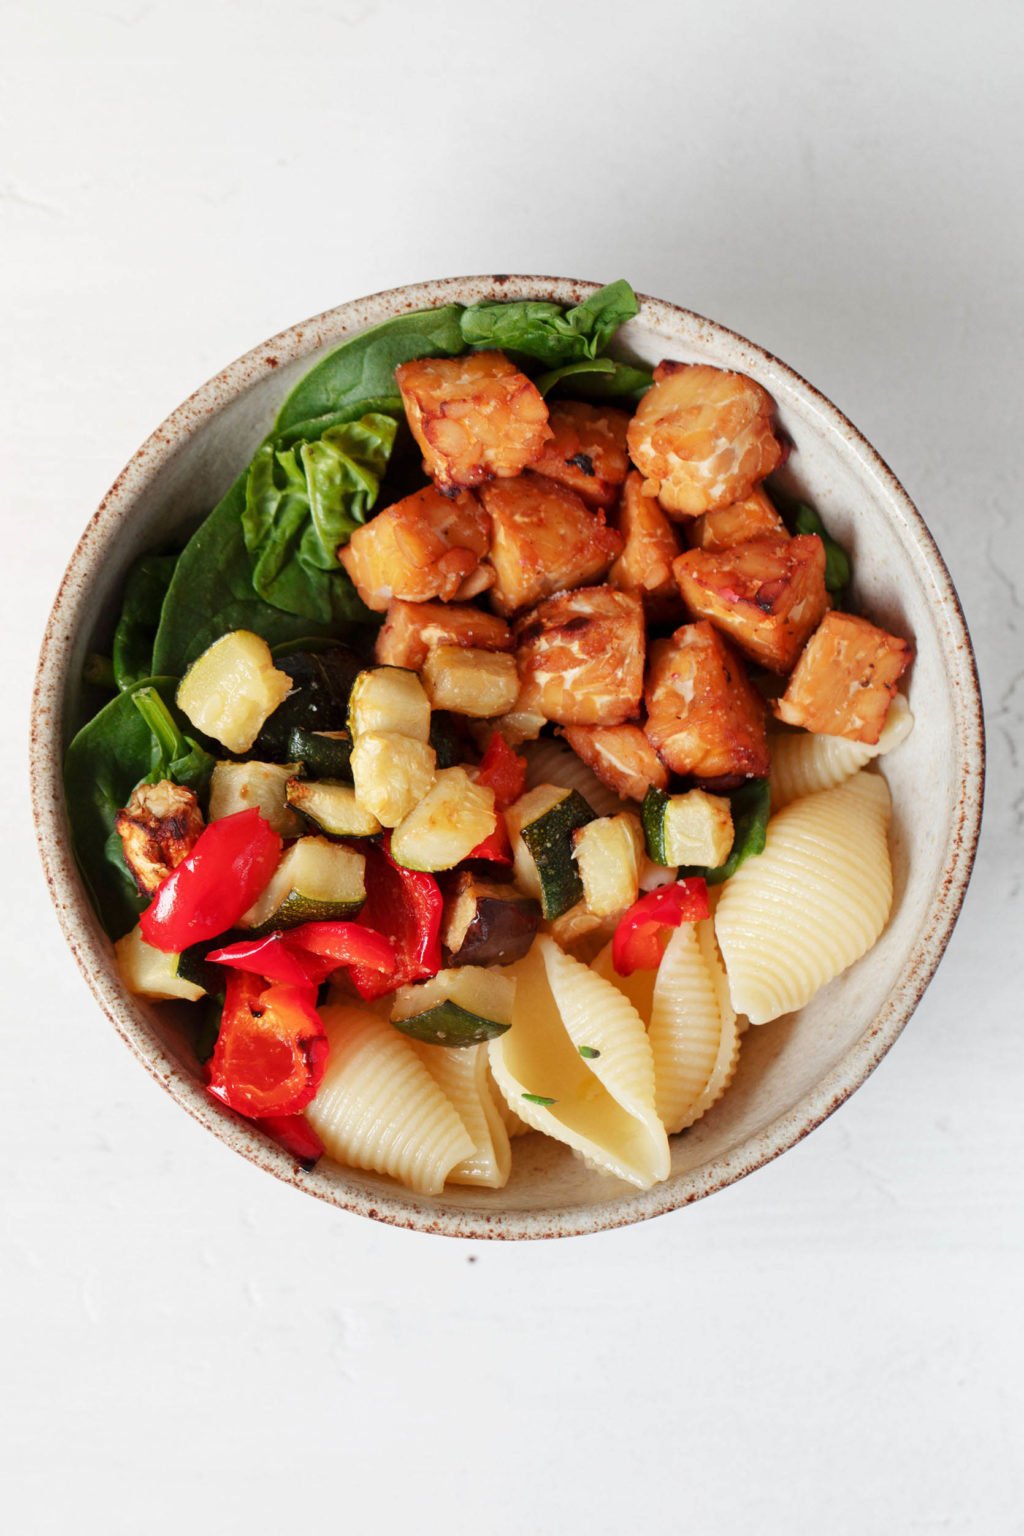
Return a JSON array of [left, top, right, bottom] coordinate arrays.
[[35, 277, 983, 1237]]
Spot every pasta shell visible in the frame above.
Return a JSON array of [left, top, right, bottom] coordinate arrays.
[[307, 1005, 474, 1195], [411, 1042, 512, 1189], [769, 694, 913, 810], [715, 770, 894, 1025]]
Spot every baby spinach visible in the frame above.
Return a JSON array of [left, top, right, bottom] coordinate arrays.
[[680, 779, 771, 887], [274, 305, 466, 437], [242, 414, 397, 624], [112, 554, 179, 690], [460, 279, 640, 366], [793, 502, 851, 597], [534, 356, 652, 402], [131, 686, 214, 792], [64, 676, 204, 938]]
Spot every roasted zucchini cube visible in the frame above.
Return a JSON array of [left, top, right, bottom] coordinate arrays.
[[644, 621, 770, 780], [673, 534, 828, 672], [115, 780, 204, 895], [115, 924, 207, 1002], [442, 871, 541, 968], [240, 837, 366, 931], [421, 645, 520, 718], [514, 585, 644, 727], [530, 400, 631, 509], [608, 470, 683, 622], [626, 361, 783, 516], [772, 611, 914, 743], [572, 812, 644, 917], [374, 599, 512, 670], [348, 666, 431, 743], [560, 723, 670, 803], [641, 786, 734, 867], [689, 486, 787, 551], [390, 767, 497, 871], [349, 732, 437, 827], [339, 484, 490, 612], [208, 760, 304, 839], [177, 629, 292, 754], [506, 784, 596, 918], [395, 350, 551, 490], [285, 778, 382, 838], [480, 472, 623, 616]]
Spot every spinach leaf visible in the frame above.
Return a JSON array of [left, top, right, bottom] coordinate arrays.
[[241, 414, 397, 624], [680, 779, 771, 887], [460, 280, 639, 366], [274, 305, 466, 436], [151, 471, 371, 677], [535, 356, 653, 402], [131, 686, 214, 793], [83, 654, 116, 691], [793, 503, 851, 596], [112, 554, 179, 690], [64, 676, 195, 938]]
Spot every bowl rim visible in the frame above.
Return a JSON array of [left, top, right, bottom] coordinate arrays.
[[31, 274, 985, 1240]]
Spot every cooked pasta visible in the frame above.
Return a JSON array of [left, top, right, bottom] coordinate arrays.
[[647, 923, 728, 1133], [411, 1041, 512, 1188], [522, 737, 627, 818], [307, 1004, 474, 1195], [489, 937, 669, 1189], [714, 770, 893, 1025], [489, 1069, 534, 1138], [769, 693, 913, 809]]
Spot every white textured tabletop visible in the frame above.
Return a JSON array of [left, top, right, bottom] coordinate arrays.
[[4, 3, 1022, 1532]]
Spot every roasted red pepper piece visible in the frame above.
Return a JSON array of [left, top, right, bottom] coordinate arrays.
[[611, 879, 710, 976], [207, 973, 328, 1117], [208, 922, 396, 989], [350, 836, 443, 999], [466, 812, 513, 865], [140, 808, 281, 953], [476, 732, 527, 809], [255, 1114, 325, 1167], [207, 932, 328, 988]]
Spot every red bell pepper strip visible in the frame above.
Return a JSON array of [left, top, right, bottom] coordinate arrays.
[[611, 879, 710, 977], [349, 836, 443, 1000], [208, 922, 396, 990], [207, 972, 328, 1117], [476, 732, 527, 809], [140, 808, 281, 953], [255, 1114, 325, 1167], [466, 811, 513, 865]]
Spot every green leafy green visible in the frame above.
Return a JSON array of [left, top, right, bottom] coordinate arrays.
[[578, 1046, 601, 1060], [274, 305, 466, 437], [83, 653, 116, 690], [242, 414, 397, 624], [522, 1093, 558, 1107], [63, 677, 205, 938], [151, 472, 371, 677], [535, 356, 652, 401], [460, 280, 639, 366], [131, 686, 214, 793], [113, 554, 179, 690], [680, 779, 771, 887], [793, 503, 851, 596]]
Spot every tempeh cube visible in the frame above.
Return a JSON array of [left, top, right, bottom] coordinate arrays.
[[395, 350, 551, 490], [560, 723, 669, 802], [530, 400, 631, 508], [772, 611, 913, 743], [689, 486, 787, 551], [339, 485, 490, 612], [515, 586, 644, 727], [608, 470, 683, 622], [673, 534, 828, 672], [644, 620, 769, 780], [374, 599, 513, 670], [480, 472, 622, 617]]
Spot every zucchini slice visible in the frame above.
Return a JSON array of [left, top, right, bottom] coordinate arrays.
[[506, 784, 596, 919], [429, 710, 466, 769], [240, 837, 366, 932], [442, 872, 541, 967], [285, 778, 382, 838], [390, 768, 497, 871], [421, 646, 521, 718], [255, 646, 363, 761], [641, 786, 734, 867], [350, 732, 437, 827], [391, 967, 515, 1047], [208, 760, 305, 838], [177, 630, 292, 755], [348, 666, 431, 743], [286, 726, 353, 782], [115, 925, 207, 1002], [572, 813, 644, 917]]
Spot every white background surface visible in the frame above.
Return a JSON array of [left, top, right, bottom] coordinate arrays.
[[4, 2, 1023, 1532]]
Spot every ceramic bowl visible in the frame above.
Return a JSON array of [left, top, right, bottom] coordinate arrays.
[[32, 276, 984, 1238]]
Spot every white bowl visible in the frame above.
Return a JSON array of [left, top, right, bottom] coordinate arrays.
[[32, 276, 984, 1238]]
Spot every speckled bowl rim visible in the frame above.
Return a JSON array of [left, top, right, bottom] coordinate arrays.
[[31, 275, 985, 1240]]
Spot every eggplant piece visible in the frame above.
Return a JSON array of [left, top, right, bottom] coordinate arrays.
[[442, 872, 540, 967], [254, 646, 364, 761]]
